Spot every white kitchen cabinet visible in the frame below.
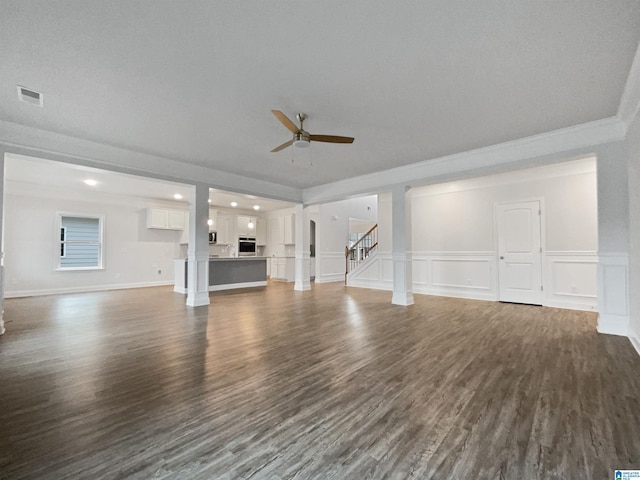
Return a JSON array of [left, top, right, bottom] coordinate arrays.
[[256, 218, 267, 245], [208, 209, 218, 232], [168, 210, 185, 229], [278, 214, 295, 244], [270, 257, 295, 281], [147, 208, 169, 229], [236, 216, 257, 237], [147, 208, 185, 230], [179, 212, 189, 244], [217, 214, 235, 245]]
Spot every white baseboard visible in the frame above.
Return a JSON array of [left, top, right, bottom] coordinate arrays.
[[348, 280, 393, 291], [597, 313, 629, 337], [5, 281, 175, 298], [209, 281, 267, 291], [629, 329, 640, 358], [413, 286, 497, 302], [314, 273, 344, 284], [544, 299, 598, 312]]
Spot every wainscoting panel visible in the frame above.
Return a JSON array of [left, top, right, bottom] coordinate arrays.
[[412, 259, 429, 285], [349, 251, 497, 300], [597, 253, 629, 336], [349, 250, 603, 313], [544, 252, 598, 311], [347, 252, 393, 291], [413, 252, 497, 301], [381, 257, 394, 283], [315, 252, 347, 283]]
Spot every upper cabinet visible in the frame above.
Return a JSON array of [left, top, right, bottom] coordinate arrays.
[[179, 212, 189, 244], [256, 218, 267, 245], [278, 214, 295, 244], [209, 208, 218, 232], [237, 216, 257, 237], [217, 214, 235, 245], [147, 208, 185, 230]]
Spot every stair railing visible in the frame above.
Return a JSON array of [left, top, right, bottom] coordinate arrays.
[[345, 224, 378, 284]]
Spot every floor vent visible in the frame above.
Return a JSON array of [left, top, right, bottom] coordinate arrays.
[[17, 86, 43, 107]]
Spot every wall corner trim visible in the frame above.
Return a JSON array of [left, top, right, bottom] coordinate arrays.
[[618, 40, 640, 130]]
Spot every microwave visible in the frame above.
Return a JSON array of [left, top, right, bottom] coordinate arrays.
[[208, 232, 217, 244]]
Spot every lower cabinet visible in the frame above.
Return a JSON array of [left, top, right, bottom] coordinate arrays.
[[270, 257, 295, 281]]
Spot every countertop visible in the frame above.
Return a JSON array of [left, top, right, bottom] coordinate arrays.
[[176, 257, 268, 261], [209, 256, 267, 262]]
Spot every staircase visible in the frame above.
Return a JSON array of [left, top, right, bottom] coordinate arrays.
[[345, 224, 378, 283]]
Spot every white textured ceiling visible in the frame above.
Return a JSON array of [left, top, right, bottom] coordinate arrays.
[[1, 1, 639, 190]]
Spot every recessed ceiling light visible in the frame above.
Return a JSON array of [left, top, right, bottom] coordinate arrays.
[[208, 199, 211, 203], [207, 219, 213, 226], [84, 179, 98, 186], [174, 193, 183, 200], [230, 202, 238, 207], [253, 205, 260, 210]]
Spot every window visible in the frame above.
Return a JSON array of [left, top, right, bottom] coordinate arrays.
[[57, 214, 104, 270]]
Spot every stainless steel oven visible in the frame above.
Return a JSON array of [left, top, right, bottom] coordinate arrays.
[[238, 237, 257, 256]]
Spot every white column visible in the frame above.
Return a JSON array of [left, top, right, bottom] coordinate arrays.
[[0, 150, 5, 334], [294, 203, 311, 291], [186, 183, 210, 307], [596, 142, 629, 336], [391, 185, 414, 306]]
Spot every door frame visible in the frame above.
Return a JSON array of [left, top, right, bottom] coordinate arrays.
[[494, 197, 546, 303]]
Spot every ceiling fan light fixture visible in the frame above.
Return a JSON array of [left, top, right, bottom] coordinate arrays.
[[293, 132, 310, 148]]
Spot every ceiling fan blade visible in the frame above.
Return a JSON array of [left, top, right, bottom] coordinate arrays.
[[271, 110, 299, 134], [309, 134, 355, 144], [271, 139, 293, 152]]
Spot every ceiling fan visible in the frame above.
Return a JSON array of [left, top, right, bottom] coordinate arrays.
[[270, 110, 355, 152]]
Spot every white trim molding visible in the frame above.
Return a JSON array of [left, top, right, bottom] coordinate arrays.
[[5, 280, 174, 298], [0, 120, 302, 204], [347, 251, 394, 291], [412, 251, 497, 301], [618, 39, 640, 130], [349, 250, 600, 312], [314, 252, 346, 284], [544, 251, 598, 311], [629, 330, 640, 358], [304, 118, 625, 204], [597, 252, 630, 336]]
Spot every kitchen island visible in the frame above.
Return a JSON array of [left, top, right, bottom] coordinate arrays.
[[174, 257, 267, 293]]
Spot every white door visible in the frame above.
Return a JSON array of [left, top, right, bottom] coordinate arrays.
[[496, 201, 542, 305]]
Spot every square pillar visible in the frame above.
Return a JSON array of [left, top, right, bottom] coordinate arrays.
[[294, 203, 311, 291], [186, 183, 210, 307], [392, 185, 414, 306], [596, 142, 630, 335], [0, 150, 5, 334]]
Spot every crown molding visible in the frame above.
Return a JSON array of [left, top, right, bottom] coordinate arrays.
[[303, 117, 626, 204], [0, 120, 303, 204], [410, 157, 596, 199], [618, 40, 640, 129]]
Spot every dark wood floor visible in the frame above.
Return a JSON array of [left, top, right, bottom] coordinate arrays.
[[1, 282, 639, 479]]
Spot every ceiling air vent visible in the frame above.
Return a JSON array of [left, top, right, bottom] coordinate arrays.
[[17, 85, 43, 107]]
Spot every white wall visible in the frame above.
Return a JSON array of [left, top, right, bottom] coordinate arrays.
[[627, 112, 640, 353], [350, 159, 599, 310], [4, 182, 184, 297]]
